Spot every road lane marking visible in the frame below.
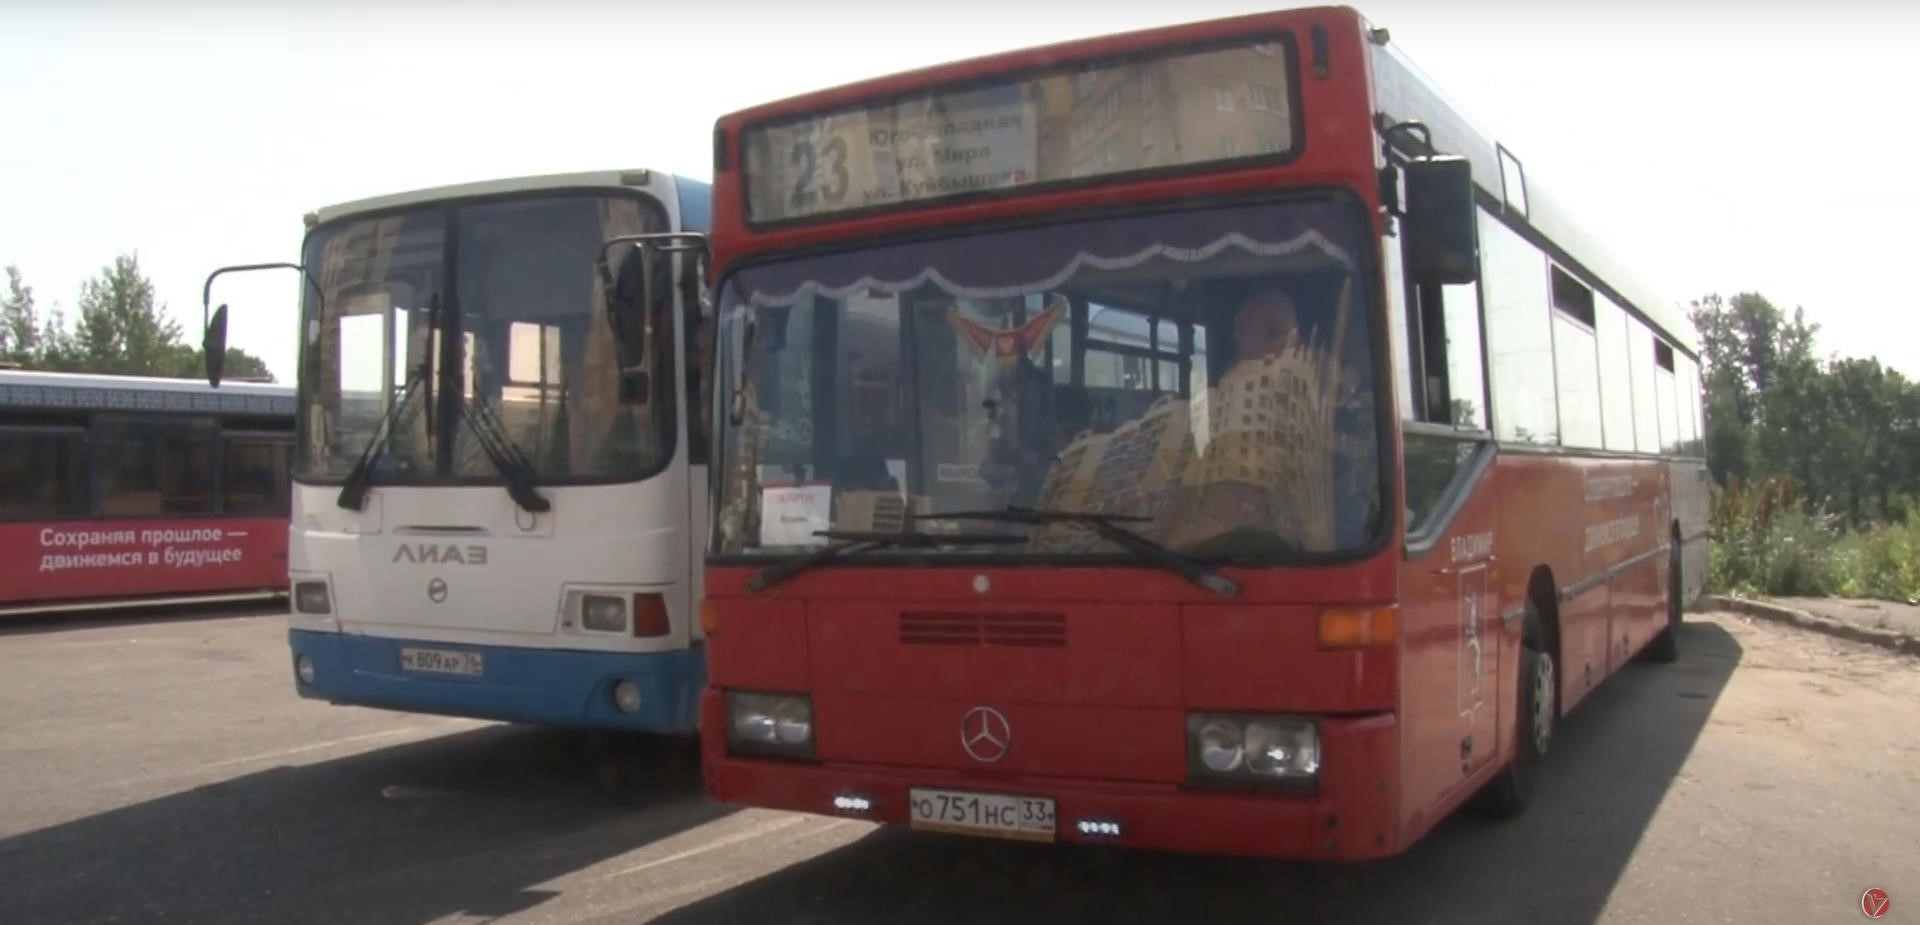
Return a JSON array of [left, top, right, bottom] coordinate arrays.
[[96, 724, 471, 791], [606, 814, 834, 879], [194, 727, 444, 771]]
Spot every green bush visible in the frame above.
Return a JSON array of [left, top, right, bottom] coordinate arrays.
[[1708, 475, 1920, 602], [1832, 516, 1920, 602]]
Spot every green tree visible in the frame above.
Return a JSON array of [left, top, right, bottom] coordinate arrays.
[[73, 253, 183, 374], [1691, 294, 1756, 483], [36, 304, 81, 370], [154, 342, 274, 381], [1730, 292, 1784, 402], [2, 264, 40, 363], [1, 252, 275, 381]]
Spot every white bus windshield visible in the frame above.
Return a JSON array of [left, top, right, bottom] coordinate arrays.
[[297, 192, 677, 485]]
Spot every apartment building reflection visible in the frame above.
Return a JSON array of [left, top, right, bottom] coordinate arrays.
[[1037, 42, 1295, 179]]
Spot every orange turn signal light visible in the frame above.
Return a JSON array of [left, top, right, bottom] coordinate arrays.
[[1318, 605, 1398, 649]]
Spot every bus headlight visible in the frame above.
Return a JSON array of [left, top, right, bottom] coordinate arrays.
[[1245, 719, 1321, 779], [1196, 718, 1245, 772], [580, 594, 627, 632], [1187, 713, 1319, 786], [726, 691, 814, 757], [293, 580, 332, 615]]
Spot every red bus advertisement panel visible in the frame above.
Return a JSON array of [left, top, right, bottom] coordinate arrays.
[[2, 517, 289, 607]]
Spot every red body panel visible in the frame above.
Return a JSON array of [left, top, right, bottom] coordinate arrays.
[[1488, 454, 1677, 710], [0, 517, 289, 607], [1393, 455, 1503, 839]]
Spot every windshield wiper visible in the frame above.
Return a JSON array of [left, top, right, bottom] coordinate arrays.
[[919, 506, 1241, 598], [337, 365, 428, 511], [747, 529, 1025, 593], [456, 395, 551, 515]]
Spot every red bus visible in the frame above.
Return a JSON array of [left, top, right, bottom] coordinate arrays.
[[688, 6, 1710, 860], [0, 369, 295, 614]]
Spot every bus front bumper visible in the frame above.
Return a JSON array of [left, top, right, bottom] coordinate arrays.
[[698, 691, 1402, 861], [289, 629, 705, 733]]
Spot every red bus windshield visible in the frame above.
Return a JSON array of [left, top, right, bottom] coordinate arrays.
[[711, 194, 1386, 562]]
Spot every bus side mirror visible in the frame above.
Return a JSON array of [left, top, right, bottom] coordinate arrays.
[[204, 304, 230, 389], [1404, 155, 1480, 286], [601, 245, 653, 403]]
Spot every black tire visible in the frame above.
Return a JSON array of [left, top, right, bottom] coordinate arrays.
[[1643, 541, 1683, 664], [1476, 616, 1556, 819]]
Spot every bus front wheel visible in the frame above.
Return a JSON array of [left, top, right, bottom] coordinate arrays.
[[1475, 626, 1555, 819]]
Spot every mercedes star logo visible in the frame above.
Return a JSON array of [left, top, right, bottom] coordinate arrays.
[[960, 706, 1011, 763], [426, 577, 448, 603]]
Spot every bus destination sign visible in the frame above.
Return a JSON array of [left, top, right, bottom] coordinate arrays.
[[741, 37, 1299, 223]]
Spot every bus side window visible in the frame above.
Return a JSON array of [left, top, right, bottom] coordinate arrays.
[[1403, 274, 1487, 431], [222, 434, 293, 516], [0, 427, 89, 519], [98, 416, 218, 517]]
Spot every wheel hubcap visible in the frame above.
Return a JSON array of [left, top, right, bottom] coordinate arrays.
[[1531, 654, 1555, 755]]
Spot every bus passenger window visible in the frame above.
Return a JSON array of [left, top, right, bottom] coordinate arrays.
[[98, 417, 217, 516], [0, 429, 89, 519], [223, 436, 293, 516]]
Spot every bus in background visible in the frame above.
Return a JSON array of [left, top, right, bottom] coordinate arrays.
[[0, 369, 292, 615], [687, 7, 1708, 860], [204, 169, 716, 733]]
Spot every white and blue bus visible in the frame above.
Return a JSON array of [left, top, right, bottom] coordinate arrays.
[[204, 169, 714, 732]]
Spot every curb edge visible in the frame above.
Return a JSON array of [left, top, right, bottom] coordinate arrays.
[[1697, 595, 1920, 658]]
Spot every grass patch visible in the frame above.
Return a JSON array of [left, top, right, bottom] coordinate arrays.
[[1709, 476, 1920, 602]]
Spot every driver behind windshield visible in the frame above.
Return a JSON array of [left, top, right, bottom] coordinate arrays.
[[1191, 276, 1377, 552]]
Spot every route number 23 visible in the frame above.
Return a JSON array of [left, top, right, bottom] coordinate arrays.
[[789, 137, 850, 211]]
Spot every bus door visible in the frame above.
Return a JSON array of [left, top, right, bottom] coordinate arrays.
[[1395, 260, 1505, 806]]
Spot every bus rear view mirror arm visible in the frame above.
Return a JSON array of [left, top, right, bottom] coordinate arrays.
[[199, 262, 323, 389]]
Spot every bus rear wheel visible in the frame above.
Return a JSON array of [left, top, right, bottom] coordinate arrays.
[[1643, 541, 1683, 664], [1476, 625, 1555, 819]]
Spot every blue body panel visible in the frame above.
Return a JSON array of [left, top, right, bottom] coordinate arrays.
[[289, 630, 706, 733], [673, 175, 712, 233]]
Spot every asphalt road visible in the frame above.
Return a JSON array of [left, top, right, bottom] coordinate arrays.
[[1, 606, 1913, 925]]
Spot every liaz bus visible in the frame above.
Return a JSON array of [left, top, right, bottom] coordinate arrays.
[[683, 7, 1710, 859], [0, 369, 293, 615], [202, 169, 717, 733]]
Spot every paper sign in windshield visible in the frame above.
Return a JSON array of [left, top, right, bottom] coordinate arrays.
[[760, 484, 833, 547]]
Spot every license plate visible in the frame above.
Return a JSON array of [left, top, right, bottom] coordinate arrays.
[[908, 788, 1055, 843], [398, 646, 483, 677]]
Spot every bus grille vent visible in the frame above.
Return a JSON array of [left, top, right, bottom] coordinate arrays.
[[899, 611, 1067, 648]]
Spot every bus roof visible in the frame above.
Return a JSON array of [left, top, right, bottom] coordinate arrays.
[[0, 368, 295, 416], [309, 169, 710, 228], [713, 5, 1698, 356]]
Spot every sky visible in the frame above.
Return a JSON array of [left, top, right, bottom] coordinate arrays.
[[3, 0, 1916, 384]]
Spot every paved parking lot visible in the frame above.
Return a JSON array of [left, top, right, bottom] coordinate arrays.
[[1, 606, 1913, 925]]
